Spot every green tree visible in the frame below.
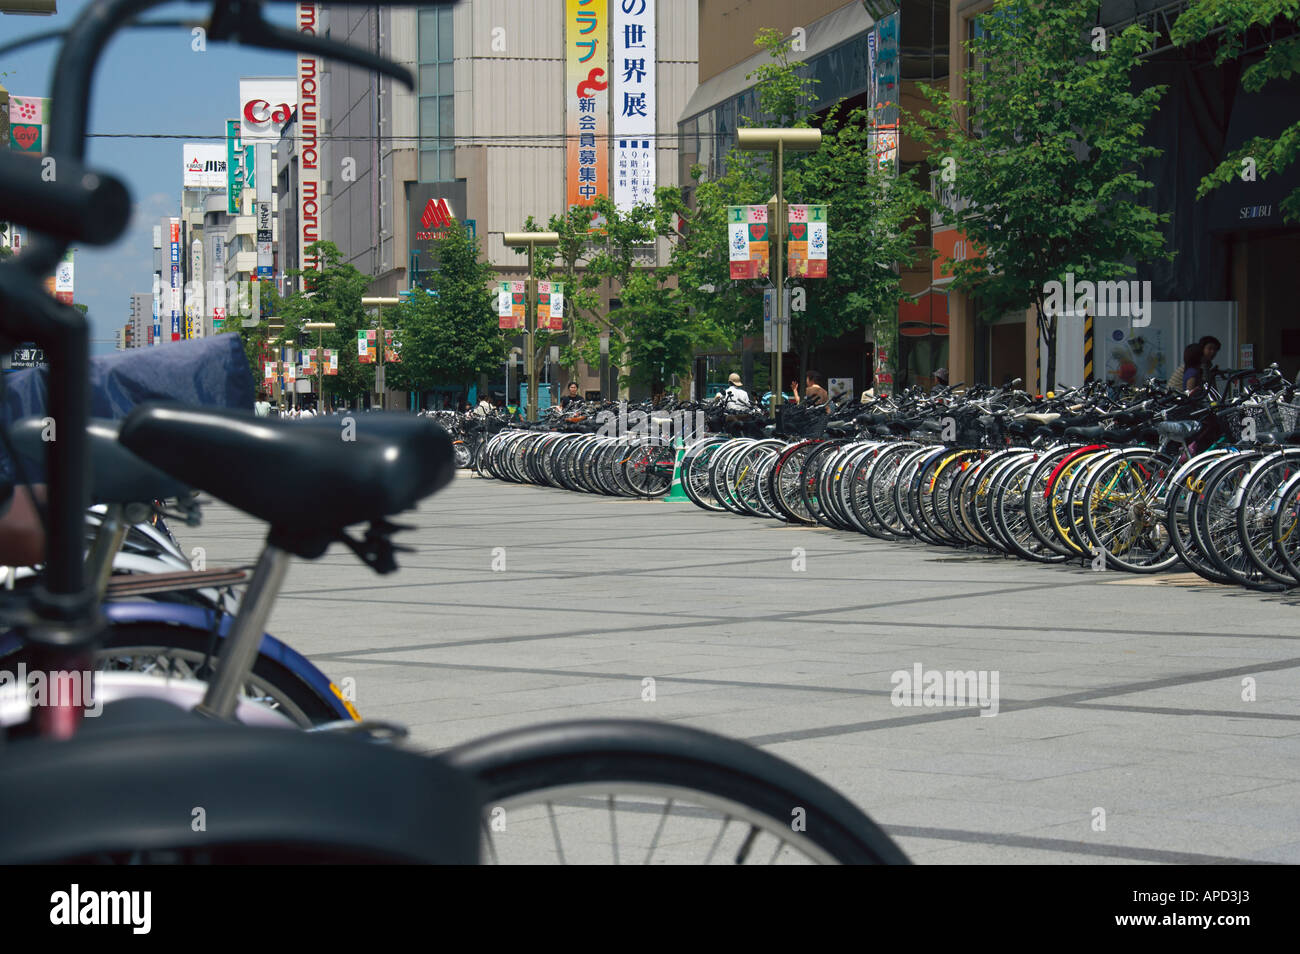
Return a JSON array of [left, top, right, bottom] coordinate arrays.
[[612, 267, 731, 396], [671, 29, 927, 384], [747, 27, 820, 126], [1171, 0, 1300, 221], [246, 242, 373, 405], [236, 279, 285, 389], [522, 25, 927, 397], [388, 222, 504, 397], [911, 0, 1171, 390], [522, 195, 668, 394]]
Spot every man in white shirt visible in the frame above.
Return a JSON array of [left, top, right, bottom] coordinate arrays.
[[723, 373, 751, 409], [254, 393, 271, 417]]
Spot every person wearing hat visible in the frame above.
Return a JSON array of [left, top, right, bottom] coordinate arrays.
[[723, 372, 752, 409]]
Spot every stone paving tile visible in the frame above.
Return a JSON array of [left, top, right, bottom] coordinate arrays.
[[181, 478, 1300, 864], [1023, 815, 1293, 861]]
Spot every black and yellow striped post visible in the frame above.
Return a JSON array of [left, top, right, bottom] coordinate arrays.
[[1083, 312, 1095, 383], [1035, 319, 1042, 394]]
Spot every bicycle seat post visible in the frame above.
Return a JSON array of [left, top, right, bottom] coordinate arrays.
[[193, 544, 292, 722]]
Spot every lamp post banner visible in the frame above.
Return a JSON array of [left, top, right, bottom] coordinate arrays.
[[788, 204, 828, 279], [728, 205, 770, 280]]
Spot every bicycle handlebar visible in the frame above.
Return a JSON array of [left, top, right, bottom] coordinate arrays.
[[0, 150, 130, 246]]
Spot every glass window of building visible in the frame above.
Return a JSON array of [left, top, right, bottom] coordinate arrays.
[[419, 5, 456, 182]]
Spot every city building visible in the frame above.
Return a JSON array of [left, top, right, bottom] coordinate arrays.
[[944, 0, 1300, 388], [684, 0, 1299, 392], [127, 292, 152, 348], [680, 0, 895, 398], [297, 0, 699, 406]]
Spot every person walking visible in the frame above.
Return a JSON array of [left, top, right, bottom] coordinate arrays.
[[561, 382, 582, 410], [254, 392, 272, 417]]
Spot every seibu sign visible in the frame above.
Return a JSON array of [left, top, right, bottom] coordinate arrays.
[[297, 2, 322, 285]]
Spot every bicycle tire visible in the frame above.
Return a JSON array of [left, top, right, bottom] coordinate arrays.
[[444, 719, 909, 865], [0, 622, 348, 728]]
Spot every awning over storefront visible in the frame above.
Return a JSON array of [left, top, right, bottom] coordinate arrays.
[[899, 292, 949, 337], [677, 1, 876, 125]]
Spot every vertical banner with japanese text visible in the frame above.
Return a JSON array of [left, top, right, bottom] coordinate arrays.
[[297, 2, 323, 285], [874, 12, 900, 175], [226, 120, 244, 215], [357, 329, 376, 363], [169, 218, 181, 341], [612, 0, 655, 211], [566, 0, 609, 213], [188, 239, 205, 337]]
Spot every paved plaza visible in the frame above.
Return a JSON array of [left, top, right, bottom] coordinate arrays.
[[189, 473, 1300, 864]]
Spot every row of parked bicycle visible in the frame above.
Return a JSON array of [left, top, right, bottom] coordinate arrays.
[[481, 368, 1300, 591], [477, 427, 680, 497]]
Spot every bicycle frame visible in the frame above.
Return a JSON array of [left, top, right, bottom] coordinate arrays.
[[0, 0, 412, 738]]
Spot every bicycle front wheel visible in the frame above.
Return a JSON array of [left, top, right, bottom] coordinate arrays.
[[444, 719, 908, 865]]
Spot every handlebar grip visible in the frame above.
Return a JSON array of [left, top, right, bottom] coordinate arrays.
[[0, 150, 131, 246]]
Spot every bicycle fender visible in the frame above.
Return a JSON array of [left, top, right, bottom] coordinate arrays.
[[0, 603, 356, 722], [114, 603, 356, 720]]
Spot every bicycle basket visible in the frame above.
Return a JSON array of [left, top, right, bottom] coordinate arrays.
[[1216, 405, 1255, 443], [1278, 401, 1300, 434]]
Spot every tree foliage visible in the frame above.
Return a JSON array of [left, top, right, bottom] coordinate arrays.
[[746, 27, 821, 126], [1171, 0, 1300, 221], [519, 27, 927, 395], [388, 222, 504, 393], [910, 0, 1171, 388], [236, 242, 373, 403], [669, 31, 927, 381]]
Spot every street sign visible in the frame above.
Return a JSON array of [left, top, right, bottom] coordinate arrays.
[[6, 344, 46, 370], [763, 286, 790, 352]]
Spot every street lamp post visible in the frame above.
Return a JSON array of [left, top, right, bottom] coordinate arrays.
[[736, 128, 821, 416], [361, 297, 399, 410], [303, 321, 336, 412], [502, 231, 560, 422], [264, 321, 284, 409]]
